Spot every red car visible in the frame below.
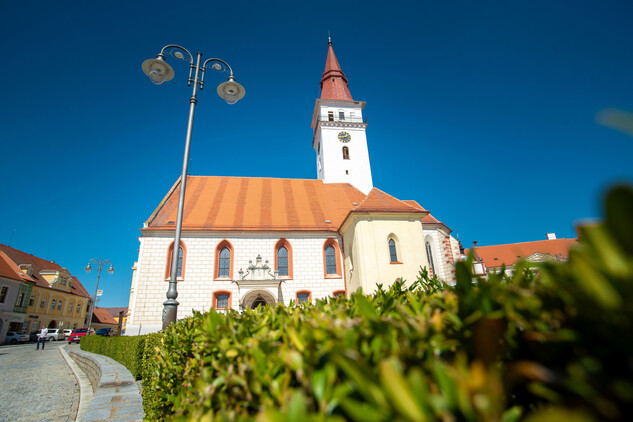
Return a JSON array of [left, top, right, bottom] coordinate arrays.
[[67, 328, 94, 344]]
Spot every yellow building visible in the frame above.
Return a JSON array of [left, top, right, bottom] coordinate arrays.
[[0, 244, 92, 333]]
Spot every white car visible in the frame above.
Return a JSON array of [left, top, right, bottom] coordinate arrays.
[[46, 329, 65, 341], [63, 329, 73, 339], [5, 331, 29, 344]]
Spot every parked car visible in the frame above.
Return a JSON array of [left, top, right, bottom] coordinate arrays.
[[95, 327, 113, 337], [5, 331, 29, 344], [67, 328, 93, 344], [63, 329, 73, 339], [46, 328, 64, 341]]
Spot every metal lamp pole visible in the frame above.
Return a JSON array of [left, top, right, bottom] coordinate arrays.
[[142, 45, 245, 329], [84, 258, 114, 332]]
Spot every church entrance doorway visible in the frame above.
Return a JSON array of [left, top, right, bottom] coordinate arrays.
[[241, 289, 276, 310]]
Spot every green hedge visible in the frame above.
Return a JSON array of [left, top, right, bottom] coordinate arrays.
[[80, 334, 147, 379], [127, 185, 633, 421]]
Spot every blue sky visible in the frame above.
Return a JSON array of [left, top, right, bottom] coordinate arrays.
[[1, 1, 632, 307]]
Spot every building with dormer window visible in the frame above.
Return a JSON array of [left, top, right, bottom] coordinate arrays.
[[0, 244, 92, 334]]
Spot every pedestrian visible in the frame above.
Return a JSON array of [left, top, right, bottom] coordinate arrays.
[[36, 326, 48, 350]]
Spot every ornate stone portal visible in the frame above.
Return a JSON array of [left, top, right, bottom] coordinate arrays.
[[234, 255, 283, 310]]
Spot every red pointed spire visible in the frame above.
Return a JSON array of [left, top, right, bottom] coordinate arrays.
[[320, 40, 353, 101]]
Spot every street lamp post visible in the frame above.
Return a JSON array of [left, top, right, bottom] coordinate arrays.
[[142, 45, 245, 329], [85, 259, 114, 333]]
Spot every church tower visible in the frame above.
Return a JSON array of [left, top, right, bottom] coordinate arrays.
[[311, 39, 373, 194]]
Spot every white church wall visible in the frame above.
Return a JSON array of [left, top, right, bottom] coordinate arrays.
[[422, 226, 459, 284], [127, 232, 346, 335]]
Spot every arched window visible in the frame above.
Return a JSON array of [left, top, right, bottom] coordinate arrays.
[[213, 291, 232, 310], [296, 290, 312, 305], [389, 239, 398, 262], [325, 246, 336, 274], [425, 240, 436, 277], [323, 239, 342, 278], [214, 240, 234, 280], [219, 248, 230, 277], [274, 239, 293, 279], [342, 146, 350, 160], [165, 240, 186, 280], [332, 290, 346, 298]]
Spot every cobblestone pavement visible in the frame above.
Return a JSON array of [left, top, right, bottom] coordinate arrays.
[[0, 341, 80, 421]]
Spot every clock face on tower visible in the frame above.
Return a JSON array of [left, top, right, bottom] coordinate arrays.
[[338, 131, 351, 143]]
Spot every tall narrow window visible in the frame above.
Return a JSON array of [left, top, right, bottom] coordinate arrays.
[[328, 111, 334, 121], [338, 110, 345, 120], [57, 300, 63, 310], [323, 239, 342, 278], [325, 246, 336, 274], [389, 239, 398, 262], [274, 239, 293, 279], [165, 241, 186, 280], [214, 240, 234, 280], [76, 303, 81, 313], [219, 248, 230, 277], [41, 299, 47, 308], [29, 295, 35, 307], [425, 241, 436, 276], [17, 292, 25, 307], [342, 146, 350, 160], [277, 247, 288, 276], [0, 286, 8, 303], [51, 299, 56, 309]]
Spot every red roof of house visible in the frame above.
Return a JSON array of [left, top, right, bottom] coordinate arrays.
[[144, 177, 432, 233], [92, 306, 118, 325], [320, 41, 353, 101], [0, 244, 90, 298], [473, 238, 578, 268], [0, 250, 33, 283]]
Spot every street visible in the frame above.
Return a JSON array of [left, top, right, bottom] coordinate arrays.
[[0, 341, 80, 421]]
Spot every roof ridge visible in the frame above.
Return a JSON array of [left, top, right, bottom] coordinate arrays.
[[475, 238, 577, 248]]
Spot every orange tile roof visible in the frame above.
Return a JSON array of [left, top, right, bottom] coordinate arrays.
[[0, 250, 33, 283], [92, 306, 118, 325], [144, 177, 433, 233], [353, 189, 426, 214], [144, 176, 367, 232], [401, 200, 427, 212], [0, 244, 90, 298], [473, 238, 578, 268]]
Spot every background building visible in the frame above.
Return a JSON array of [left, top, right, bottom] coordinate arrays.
[[469, 233, 578, 276], [0, 244, 91, 334]]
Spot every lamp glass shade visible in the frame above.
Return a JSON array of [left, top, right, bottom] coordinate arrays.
[[217, 79, 245, 104], [107, 265, 114, 274], [84, 264, 92, 273], [142, 58, 175, 85]]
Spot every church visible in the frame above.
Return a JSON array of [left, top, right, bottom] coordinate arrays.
[[126, 40, 462, 335]]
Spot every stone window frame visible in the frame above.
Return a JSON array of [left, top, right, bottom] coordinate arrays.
[[214, 239, 234, 280], [323, 238, 342, 279], [274, 239, 293, 279], [296, 290, 312, 305], [165, 240, 187, 281], [212, 290, 232, 310]]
